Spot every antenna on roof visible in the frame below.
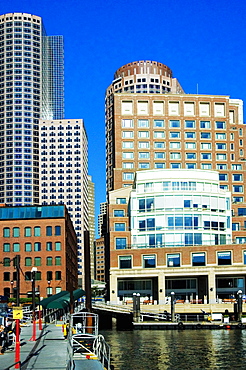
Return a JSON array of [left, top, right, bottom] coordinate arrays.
[[196, 83, 199, 94]]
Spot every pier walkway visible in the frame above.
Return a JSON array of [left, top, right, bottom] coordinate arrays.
[[1, 321, 68, 370]]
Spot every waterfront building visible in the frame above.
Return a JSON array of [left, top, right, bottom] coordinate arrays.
[[0, 12, 64, 206], [109, 169, 246, 304], [94, 237, 106, 282], [0, 204, 78, 299], [39, 119, 88, 280], [105, 60, 246, 303]]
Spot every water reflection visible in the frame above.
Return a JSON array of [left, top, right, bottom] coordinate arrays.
[[101, 329, 246, 369]]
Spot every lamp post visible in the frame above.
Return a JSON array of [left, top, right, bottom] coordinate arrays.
[[36, 286, 42, 331], [47, 280, 51, 297], [10, 280, 14, 299], [171, 292, 175, 322], [237, 290, 243, 322], [29, 267, 37, 341]]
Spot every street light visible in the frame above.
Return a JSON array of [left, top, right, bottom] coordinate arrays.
[[171, 292, 175, 322], [29, 267, 37, 341]]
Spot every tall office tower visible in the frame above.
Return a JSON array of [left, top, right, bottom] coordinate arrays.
[[0, 12, 64, 206], [88, 175, 95, 278], [39, 119, 88, 280], [98, 202, 107, 237]]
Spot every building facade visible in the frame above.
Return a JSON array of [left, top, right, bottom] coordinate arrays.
[[0, 12, 64, 206], [0, 205, 78, 299], [39, 119, 88, 279], [88, 175, 95, 278], [109, 170, 246, 304], [105, 60, 246, 304]]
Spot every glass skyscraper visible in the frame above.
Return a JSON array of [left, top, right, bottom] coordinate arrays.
[[0, 12, 64, 205]]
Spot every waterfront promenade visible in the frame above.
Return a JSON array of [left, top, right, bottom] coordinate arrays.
[[1, 321, 67, 370]]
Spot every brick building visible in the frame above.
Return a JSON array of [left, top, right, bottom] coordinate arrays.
[[0, 204, 78, 299]]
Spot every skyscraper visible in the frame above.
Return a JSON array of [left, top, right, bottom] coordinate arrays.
[[0, 12, 64, 206]]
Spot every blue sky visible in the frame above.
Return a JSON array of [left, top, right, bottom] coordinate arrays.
[[2, 0, 246, 229]]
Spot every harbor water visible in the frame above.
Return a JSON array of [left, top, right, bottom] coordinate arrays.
[[101, 329, 246, 369]]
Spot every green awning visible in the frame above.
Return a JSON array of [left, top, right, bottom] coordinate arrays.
[[40, 289, 86, 309]]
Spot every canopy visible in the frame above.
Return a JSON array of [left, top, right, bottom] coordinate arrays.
[[40, 289, 86, 309]]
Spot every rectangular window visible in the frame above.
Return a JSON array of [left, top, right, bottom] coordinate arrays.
[[138, 119, 149, 127], [139, 152, 150, 159], [139, 162, 150, 169], [201, 143, 211, 149], [155, 163, 165, 169], [167, 254, 180, 267], [137, 101, 148, 115], [201, 132, 211, 139], [25, 227, 31, 237], [115, 223, 125, 231], [55, 242, 61, 251], [155, 152, 165, 159], [217, 164, 227, 170], [192, 253, 205, 266], [46, 226, 52, 236], [186, 142, 196, 149], [153, 120, 164, 127], [138, 141, 149, 148], [116, 198, 126, 204], [34, 226, 41, 236], [3, 243, 10, 252], [154, 131, 165, 138], [170, 152, 181, 159], [115, 238, 127, 249], [122, 152, 134, 159], [122, 131, 134, 138], [186, 153, 196, 159], [169, 120, 180, 128], [185, 132, 195, 139], [185, 120, 195, 128], [214, 103, 225, 117], [216, 154, 226, 160], [199, 103, 210, 116], [154, 142, 165, 148], [25, 257, 32, 266], [170, 131, 180, 138], [123, 173, 134, 180], [218, 251, 231, 265], [114, 210, 125, 217], [138, 131, 149, 138], [233, 185, 243, 193], [201, 163, 212, 169], [13, 243, 20, 252], [119, 256, 132, 269], [184, 103, 195, 116], [186, 163, 196, 169], [123, 162, 134, 169], [122, 101, 133, 114], [122, 119, 133, 127], [168, 102, 179, 115], [122, 141, 133, 149], [170, 142, 180, 149], [3, 228, 10, 237], [201, 153, 211, 160], [34, 242, 41, 251], [25, 243, 32, 252], [143, 255, 156, 268], [55, 257, 61, 266], [200, 121, 210, 128], [55, 226, 61, 236], [216, 121, 225, 129], [216, 133, 226, 140], [171, 163, 181, 169], [216, 143, 226, 150], [46, 242, 52, 251], [153, 102, 164, 115], [219, 174, 228, 181], [233, 174, 242, 181], [34, 257, 41, 266]]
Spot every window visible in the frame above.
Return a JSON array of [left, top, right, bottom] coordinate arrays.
[[201, 143, 211, 149], [233, 197, 243, 203], [216, 121, 225, 129], [232, 223, 240, 231], [55, 242, 61, 251], [123, 173, 134, 180], [200, 121, 210, 128], [122, 152, 134, 159], [25, 227, 31, 237], [238, 208, 246, 216], [218, 251, 231, 265], [169, 120, 180, 128], [155, 163, 165, 169], [170, 142, 180, 149], [123, 162, 133, 169], [25, 243, 32, 252], [154, 131, 165, 138], [55, 257, 61, 266], [171, 163, 181, 169], [3, 243, 10, 252], [142, 255, 156, 268], [185, 120, 195, 128], [139, 163, 150, 169], [233, 185, 243, 193], [155, 152, 165, 159], [138, 141, 149, 148], [122, 119, 133, 128], [122, 141, 133, 149], [139, 152, 149, 159], [4, 272, 10, 281], [153, 120, 164, 127], [115, 238, 127, 249], [219, 174, 228, 181], [138, 131, 149, 138], [3, 258, 11, 267], [34, 226, 41, 236], [138, 119, 149, 127], [217, 164, 227, 170], [170, 152, 181, 159], [192, 253, 205, 266], [201, 132, 211, 139], [46, 226, 52, 236], [170, 132, 180, 138], [185, 132, 195, 139], [47, 271, 53, 280], [186, 142, 196, 149], [116, 198, 126, 204], [186, 163, 196, 169], [114, 210, 125, 217], [34, 242, 41, 251], [3, 228, 10, 237], [216, 143, 226, 150], [154, 142, 165, 148], [201, 153, 211, 160], [186, 153, 196, 159], [232, 164, 242, 170], [216, 154, 226, 160], [25, 257, 32, 266], [13, 243, 20, 252], [216, 133, 226, 140], [201, 163, 212, 169], [56, 287, 62, 294], [119, 256, 132, 269], [233, 174, 242, 181], [46, 257, 53, 266], [122, 131, 133, 138], [46, 242, 52, 251], [167, 254, 180, 267], [55, 271, 62, 280], [34, 257, 41, 266], [115, 223, 125, 231]]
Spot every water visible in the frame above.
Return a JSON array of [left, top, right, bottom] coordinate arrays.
[[101, 329, 246, 370]]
